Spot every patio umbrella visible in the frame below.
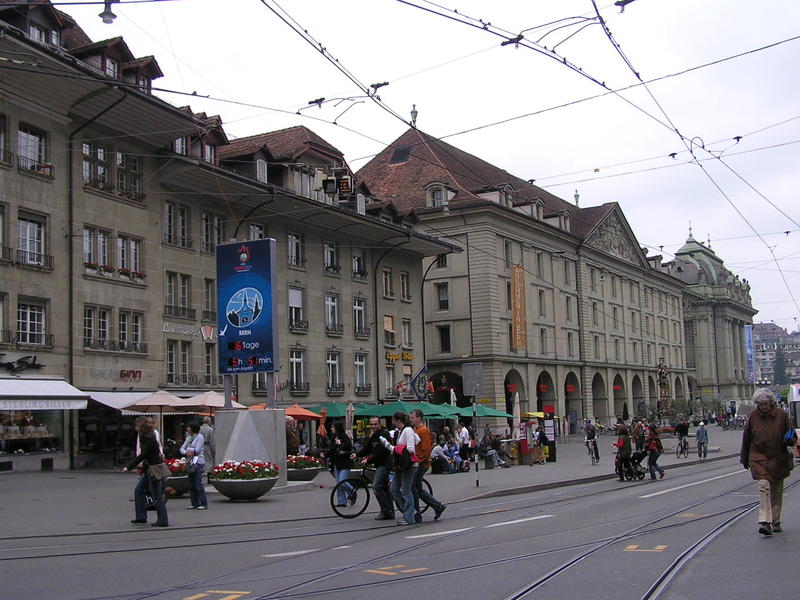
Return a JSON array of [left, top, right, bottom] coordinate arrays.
[[455, 404, 513, 418], [309, 402, 349, 418], [285, 404, 320, 420], [316, 407, 328, 438], [345, 402, 355, 433], [123, 390, 185, 433], [173, 391, 246, 413], [512, 392, 521, 440]]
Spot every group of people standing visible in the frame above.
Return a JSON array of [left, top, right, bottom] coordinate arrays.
[[611, 422, 665, 481]]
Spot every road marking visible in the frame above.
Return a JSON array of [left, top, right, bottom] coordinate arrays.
[[364, 565, 430, 576], [638, 470, 743, 499], [183, 592, 251, 600], [406, 527, 472, 539], [331, 545, 351, 549], [485, 515, 553, 528], [624, 545, 668, 552], [261, 549, 318, 558]]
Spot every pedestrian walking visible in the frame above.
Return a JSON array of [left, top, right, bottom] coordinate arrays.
[[646, 427, 665, 480], [122, 416, 169, 527], [326, 421, 354, 507], [613, 425, 632, 481], [199, 416, 215, 482], [458, 421, 471, 461], [631, 420, 645, 452], [695, 421, 709, 460], [180, 422, 207, 510], [409, 409, 447, 522], [380, 412, 420, 526], [353, 416, 395, 520], [740, 388, 796, 536]]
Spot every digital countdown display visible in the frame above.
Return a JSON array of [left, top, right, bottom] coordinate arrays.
[[216, 239, 278, 374]]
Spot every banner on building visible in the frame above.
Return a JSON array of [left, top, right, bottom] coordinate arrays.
[[410, 364, 430, 400], [744, 324, 755, 383], [216, 239, 278, 374], [511, 265, 526, 351]]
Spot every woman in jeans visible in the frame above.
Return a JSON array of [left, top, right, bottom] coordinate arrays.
[[381, 412, 420, 526], [646, 427, 665, 480], [180, 421, 208, 510], [122, 416, 169, 527], [327, 421, 354, 507]]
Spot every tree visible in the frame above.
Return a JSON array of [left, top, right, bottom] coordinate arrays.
[[773, 343, 788, 386]]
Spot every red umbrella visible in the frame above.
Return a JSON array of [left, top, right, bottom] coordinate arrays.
[[286, 404, 320, 420]]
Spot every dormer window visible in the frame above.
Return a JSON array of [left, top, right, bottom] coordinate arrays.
[[499, 185, 513, 208], [28, 24, 56, 45], [535, 199, 545, 220], [432, 188, 443, 206], [174, 137, 188, 156], [425, 182, 448, 208], [105, 58, 119, 79], [203, 143, 216, 164]]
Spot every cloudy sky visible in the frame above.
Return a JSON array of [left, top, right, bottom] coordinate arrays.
[[66, 0, 800, 330]]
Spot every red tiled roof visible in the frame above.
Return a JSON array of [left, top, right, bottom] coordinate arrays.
[[54, 8, 92, 49], [219, 125, 344, 162], [356, 128, 574, 215], [122, 55, 163, 79], [68, 36, 134, 62]]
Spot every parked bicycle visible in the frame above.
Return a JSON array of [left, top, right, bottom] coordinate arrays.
[[675, 435, 689, 458], [330, 468, 434, 519]]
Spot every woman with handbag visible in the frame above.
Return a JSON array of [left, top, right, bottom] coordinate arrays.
[[327, 421, 355, 507], [122, 416, 169, 527], [380, 412, 420, 526], [180, 422, 208, 510]]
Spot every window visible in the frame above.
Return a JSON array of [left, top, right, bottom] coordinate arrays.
[[82, 142, 110, 190], [630, 310, 637, 333], [202, 213, 223, 253], [436, 283, 449, 311], [180, 274, 191, 308], [538, 289, 546, 317], [324, 242, 340, 273], [116, 152, 142, 198], [352, 248, 367, 279], [104, 57, 118, 78], [118, 310, 144, 352], [658, 292, 665, 313], [203, 143, 216, 164], [256, 159, 268, 183], [400, 271, 411, 301], [166, 340, 177, 383], [382, 269, 394, 297], [355, 353, 368, 389], [174, 137, 188, 155], [645, 316, 652, 335], [592, 302, 599, 326], [438, 325, 451, 353], [590, 268, 597, 292], [436, 254, 447, 269], [565, 296, 573, 322], [116, 235, 142, 275], [673, 322, 680, 343], [403, 364, 413, 393], [630, 281, 638, 303], [249, 222, 265, 240], [164, 202, 191, 248], [324, 292, 340, 333], [614, 338, 621, 361], [353, 297, 367, 335], [674, 347, 680, 368], [180, 341, 191, 384], [289, 287, 305, 329], [0, 114, 7, 163], [287, 233, 305, 267], [429, 187, 444, 207], [611, 276, 618, 298], [646, 344, 652, 363], [203, 279, 215, 320], [17, 300, 45, 345], [290, 349, 305, 387], [644, 288, 651, 308], [384, 315, 396, 346], [385, 364, 397, 395], [567, 331, 575, 357], [504, 240, 512, 268], [83, 306, 109, 349], [326, 351, 341, 391], [401, 319, 412, 348], [17, 124, 47, 172], [536, 252, 545, 279], [594, 335, 601, 360], [613, 307, 619, 329], [17, 214, 46, 266], [82, 227, 110, 268], [506, 281, 512, 311], [204, 344, 215, 384], [632, 341, 638, 363], [540, 328, 547, 355], [563, 260, 572, 286]]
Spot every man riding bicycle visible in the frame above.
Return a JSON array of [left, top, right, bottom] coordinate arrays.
[[583, 419, 600, 462], [675, 418, 689, 454]]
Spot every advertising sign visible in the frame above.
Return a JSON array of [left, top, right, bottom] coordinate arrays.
[[744, 324, 755, 383], [511, 265, 526, 351], [216, 239, 278, 374]]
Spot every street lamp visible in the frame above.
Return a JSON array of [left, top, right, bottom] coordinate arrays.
[[99, 1, 118, 24]]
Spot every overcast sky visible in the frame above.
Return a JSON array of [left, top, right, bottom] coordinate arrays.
[[65, 0, 800, 331]]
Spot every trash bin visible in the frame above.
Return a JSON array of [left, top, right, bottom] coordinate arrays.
[[545, 441, 557, 462]]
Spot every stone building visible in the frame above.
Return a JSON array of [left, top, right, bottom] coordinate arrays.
[[665, 233, 758, 412], [357, 128, 688, 431], [0, 4, 454, 470]]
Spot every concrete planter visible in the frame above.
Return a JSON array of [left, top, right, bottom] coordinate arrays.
[[210, 477, 278, 501], [165, 475, 190, 497], [287, 467, 323, 481]]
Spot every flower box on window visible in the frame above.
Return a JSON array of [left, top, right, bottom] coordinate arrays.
[[118, 267, 132, 279], [99, 265, 115, 276], [83, 261, 98, 271]]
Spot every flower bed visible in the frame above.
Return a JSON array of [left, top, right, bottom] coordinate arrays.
[[165, 457, 187, 476], [286, 455, 322, 469], [210, 460, 279, 480]]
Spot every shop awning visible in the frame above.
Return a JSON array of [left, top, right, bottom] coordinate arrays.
[[0, 378, 91, 410], [89, 391, 154, 411]]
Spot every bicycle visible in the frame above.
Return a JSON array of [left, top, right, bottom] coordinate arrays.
[[584, 438, 598, 465], [675, 435, 689, 458], [330, 468, 434, 519]]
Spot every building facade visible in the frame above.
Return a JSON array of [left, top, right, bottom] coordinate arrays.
[[0, 3, 454, 470], [357, 128, 689, 432]]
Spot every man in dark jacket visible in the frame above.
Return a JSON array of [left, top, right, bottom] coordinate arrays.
[[740, 389, 795, 536], [355, 417, 395, 520]]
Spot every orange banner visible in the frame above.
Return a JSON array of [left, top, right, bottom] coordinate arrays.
[[511, 265, 526, 350]]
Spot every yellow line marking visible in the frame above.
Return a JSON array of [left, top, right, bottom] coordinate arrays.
[[364, 564, 428, 576], [207, 593, 251, 596], [624, 544, 668, 552], [400, 568, 428, 573], [364, 569, 399, 576]]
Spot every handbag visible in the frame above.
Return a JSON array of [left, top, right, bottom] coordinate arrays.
[[393, 444, 418, 469], [186, 456, 199, 474], [147, 462, 171, 481], [783, 427, 797, 445]]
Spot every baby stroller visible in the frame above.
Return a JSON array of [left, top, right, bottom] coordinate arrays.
[[626, 449, 648, 480]]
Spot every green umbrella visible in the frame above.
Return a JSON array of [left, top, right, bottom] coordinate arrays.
[[308, 402, 349, 418], [356, 400, 453, 418], [454, 404, 513, 418]]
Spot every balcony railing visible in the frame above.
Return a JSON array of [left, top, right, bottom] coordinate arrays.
[[83, 178, 114, 193], [289, 381, 310, 395], [0, 149, 14, 165], [401, 341, 414, 350], [325, 323, 343, 337], [17, 155, 54, 177], [384, 388, 399, 399], [16, 332, 53, 346], [202, 310, 216, 322], [116, 188, 144, 201], [352, 269, 368, 281], [326, 382, 345, 395], [83, 338, 111, 350], [0, 330, 12, 344], [163, 233, 193, 249], [0, 246, 12, 262], [164, 305, 196, 319], [289, 318, 308, 333], [324, 264, 341, 274], [287, 255, 306, 268], [355, 383, 372, 396], [354, 325, 370, 339], [114, 340, 148, 353], [16, 249, 54, 268], [384, 332, 396, 347]]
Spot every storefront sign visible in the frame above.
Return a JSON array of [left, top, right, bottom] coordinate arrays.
[[385, 351, 414, 363], [0, 399, 87, 410], [511, 266, 526, 350], [1, 355, 45, 373], [162, 322, 215, 340]]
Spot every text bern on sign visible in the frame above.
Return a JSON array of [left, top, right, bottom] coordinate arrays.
[[216, 239, 278, 374]]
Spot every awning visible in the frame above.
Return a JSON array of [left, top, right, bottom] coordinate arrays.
[[89, 391, 200, 415], [0, 378, 91, 410]]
